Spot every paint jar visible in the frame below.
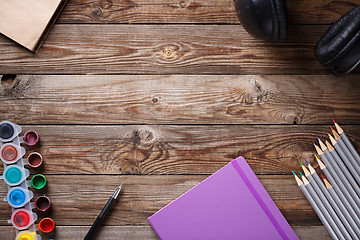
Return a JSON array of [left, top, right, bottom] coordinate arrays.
[[30, 174, 47, 189], [8, 209, 37, 230], [27, 152, 43, 168], [38, 217, 55, 233], [23, 131, 39, 146], [0, 121, 22, 142], [0, 164, 30, 186], [0, 143, 25, 164], [15, 231, 42, 240], [5, 186, 33, 208], [34, 195, 51, 212]]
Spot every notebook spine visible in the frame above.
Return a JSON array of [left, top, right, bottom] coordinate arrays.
[[231, 160, 290, 240]]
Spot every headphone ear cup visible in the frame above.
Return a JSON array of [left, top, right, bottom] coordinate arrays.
[[315, 6, 360, 71], [234, 0, 287, 42], [271, 0, 288, 42], [234, 0, 274, 41]]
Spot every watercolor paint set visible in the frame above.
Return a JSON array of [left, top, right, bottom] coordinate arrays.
[[0, 121, 54, 240]]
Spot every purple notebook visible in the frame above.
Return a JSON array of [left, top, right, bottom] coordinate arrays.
[[148, 157, 298, 240]]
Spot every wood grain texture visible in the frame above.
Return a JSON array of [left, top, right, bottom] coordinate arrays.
[[0, 1, 359, 239], [0, 0, 360, 240], [4, 125, 358, 175], [3, 24, 359, 75], [58, 0, 358, 25], [0, 175, 324, 226], [1, 75, 359, 124], [0, 226, 331, 240]]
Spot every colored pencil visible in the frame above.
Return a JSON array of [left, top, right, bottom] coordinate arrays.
[[328, 132, 360, 185], [330, 125, 340, 141], [315, 141, 360, 209], [315, 155, 360, 221], [293, 171, 339, 240], [332, 121, 360, 173], [303, 161, 359, 239], [333, 119, 360, 164], [299, 171, 345, 239], [317, 137, 327, 151], [321, 174, 360, 236], [299, 161, 356, 239], [325, 140, 360, 197]]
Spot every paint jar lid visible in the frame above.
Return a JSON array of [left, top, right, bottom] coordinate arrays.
[[6, 187, 33, 208], [38, 217, 55, 233], [23, 131, 39, 146], [34, 195, 51, 212], [2, 164, 29, 186], [10, 209, 36, 230], [27, 152, 43, 168], [9, 188, 26, 207], [14, 211, 30, 227], [5, 165, 22, 184], [0, 143, 25, 164], [0, 123, 14, 139], [31, 174, 47, 189], [0, 121, 22, 142], [15, 230, 41, 240], [2, 145, 18, 161]]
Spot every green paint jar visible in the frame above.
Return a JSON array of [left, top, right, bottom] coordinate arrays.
[[31, 174, 47, 189]]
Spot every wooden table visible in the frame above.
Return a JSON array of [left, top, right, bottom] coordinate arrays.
[[0, 0, 359, 239]]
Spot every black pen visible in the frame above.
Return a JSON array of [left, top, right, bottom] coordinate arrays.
[[84, 183, 123, 240]]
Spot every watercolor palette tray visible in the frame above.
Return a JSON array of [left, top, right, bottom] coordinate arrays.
[[0, 121, 54, 240]]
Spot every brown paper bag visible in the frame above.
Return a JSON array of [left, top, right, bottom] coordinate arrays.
[[0, 0, 67, 52]]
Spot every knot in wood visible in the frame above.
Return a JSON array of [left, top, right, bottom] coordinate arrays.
[[179, 1, 187, 8], [152, 97, 160, 104], [92, 7, 102, 17], [1, 75, 36, 99], [1, 74, 16, 85], [127, 127, 157, 146], [162, 48, 176, 59]]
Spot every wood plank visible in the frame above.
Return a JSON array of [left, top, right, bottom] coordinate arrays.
[[0, 175, 324, 226], [0, 226, 331, 240], [4, 125, 359, 175], [1, 75, 359, 124], [58, 0, 358, 25], [2, 24, 358, 75]]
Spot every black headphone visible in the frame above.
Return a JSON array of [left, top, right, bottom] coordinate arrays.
[[234, 1, 360, 76]]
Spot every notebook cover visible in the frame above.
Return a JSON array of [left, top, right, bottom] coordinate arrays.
[[0, 0, 68, 52], [148, 156, 298, 240]]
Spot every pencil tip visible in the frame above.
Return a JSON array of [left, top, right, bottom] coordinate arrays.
[[292, 170, 296, 176], [314, 154, 319, 160], [320, 174, 325, 180], [298, 170, 303, 177], [316, 136, 319, 141], [299, 160, 303, 167], [305, 159, 309, 166], [332, 119, 336, 124], [329, 125, 334, 131]]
